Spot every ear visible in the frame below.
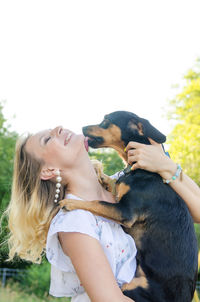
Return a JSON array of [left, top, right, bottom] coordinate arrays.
[[40, 168, 57, 180], [138, 118, 166, 143]]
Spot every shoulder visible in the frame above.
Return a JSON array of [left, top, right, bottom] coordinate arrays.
[[46, 209, 101, 271], [48, 209, 100, 241], [51, 208, 98, 227]]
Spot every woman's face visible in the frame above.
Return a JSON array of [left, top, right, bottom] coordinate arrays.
[[26, 126, 88, 172]]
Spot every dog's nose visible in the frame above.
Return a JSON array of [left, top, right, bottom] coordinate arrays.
[[82, 126, 88, 135]]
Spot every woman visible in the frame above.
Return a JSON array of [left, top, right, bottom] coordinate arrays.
[[7, 126, 200, 302]]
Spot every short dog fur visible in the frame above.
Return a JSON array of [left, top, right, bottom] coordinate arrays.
[[60, 111, 198, 302]]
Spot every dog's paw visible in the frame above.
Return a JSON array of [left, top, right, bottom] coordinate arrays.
[[121, 282, 130, 292], [59, 199, 77, 211]]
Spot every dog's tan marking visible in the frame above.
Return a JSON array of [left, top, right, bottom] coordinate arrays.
[[122, 265, 148, 291], [123, 213, 148, 246], [87, 124, 122, 146], [116, 183, 130, 201], [137, 122, 144, 135], [92, 159, 104, 185], [92, 160, 116, 195], [59, 199, 125, 224], [86, 124, 120, 141], [101, 176, 116, 196], [87, 124, 127, 161], [136, 265, 145, 277], [126, 227, 144, 248], [128, 121, 138, 131], [127, 120, 144, 136]]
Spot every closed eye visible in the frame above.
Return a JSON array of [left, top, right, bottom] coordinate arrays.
[[44, 136, 51, 144]]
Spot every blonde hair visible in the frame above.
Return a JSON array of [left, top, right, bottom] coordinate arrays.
[[6, 135, 106, 264]]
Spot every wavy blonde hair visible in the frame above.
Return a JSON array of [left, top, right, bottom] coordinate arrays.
[[6, 135, 106, 264]]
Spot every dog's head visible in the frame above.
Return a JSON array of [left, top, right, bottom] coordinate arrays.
[[82, 111, 166, 157]]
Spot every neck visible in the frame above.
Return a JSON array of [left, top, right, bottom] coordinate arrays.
[[61, 157, 114, 202]]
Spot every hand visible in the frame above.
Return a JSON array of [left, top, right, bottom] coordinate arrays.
[[125, 138, 177, 179]]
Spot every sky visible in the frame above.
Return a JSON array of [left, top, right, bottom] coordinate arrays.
[[0, 0, 200, 137]]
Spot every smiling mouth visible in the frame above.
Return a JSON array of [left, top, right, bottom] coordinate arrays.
[[64, 133, 73, 146]]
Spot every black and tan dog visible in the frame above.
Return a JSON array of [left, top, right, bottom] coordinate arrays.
[[60, 111, 198, 302]]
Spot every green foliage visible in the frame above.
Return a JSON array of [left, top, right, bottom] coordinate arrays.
[[167, 59, 200, 253], [0, 101, 20, 268], [19, 260, 53, 299], [89, 148, 125, 175], [195, 224, 200, 251], [167, 58, 200, 186], [0, 283, 69, 301], [15, 259, 68, 300], [0, 102, 18, 210]]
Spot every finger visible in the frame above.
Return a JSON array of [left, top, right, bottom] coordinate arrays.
[[131, 163, 139, 171], [127, 149, 137, 156], [125, 141, 144, 152], [148, 138, 164, 152], [127, 155, 138, 165], [148, 138, 160, 145]]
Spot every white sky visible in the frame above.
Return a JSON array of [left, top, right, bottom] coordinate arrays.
[[0, 0, 200, 137]]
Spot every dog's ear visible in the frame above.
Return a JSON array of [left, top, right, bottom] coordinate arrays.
[[139, 118, 166, 143], [128, 118, 166, 143]]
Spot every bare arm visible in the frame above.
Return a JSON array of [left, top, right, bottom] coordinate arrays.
[[126, 139, 200, 223], [58, 232, 134, 302]]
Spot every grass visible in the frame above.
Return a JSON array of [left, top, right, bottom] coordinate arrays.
[[0, 285, 70, 302], [0, 281, 199, 301]]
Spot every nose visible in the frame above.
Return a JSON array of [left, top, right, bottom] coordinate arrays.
[[51, 126, 63, 137]]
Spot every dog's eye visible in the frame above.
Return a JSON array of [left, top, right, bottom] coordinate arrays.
[[100, 119, 110, 129]]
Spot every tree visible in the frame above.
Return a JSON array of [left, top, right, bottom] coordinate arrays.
[[167, 59, 200, 186], [0, 101, 19, 268], [89, 148, 125, 176], [0, 102, 18, 209], [167, 59, 200, 265]]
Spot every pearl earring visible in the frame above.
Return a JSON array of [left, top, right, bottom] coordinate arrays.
[[54, 170, 62, 203]]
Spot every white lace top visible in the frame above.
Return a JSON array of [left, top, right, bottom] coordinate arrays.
[[46, 173, 137, 302]]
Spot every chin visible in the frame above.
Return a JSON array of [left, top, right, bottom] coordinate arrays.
[[73, 134, 87, 153]]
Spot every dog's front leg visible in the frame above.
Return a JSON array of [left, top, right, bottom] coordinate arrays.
[[59, 199, 134, 228], [122, 265, 149, 293]]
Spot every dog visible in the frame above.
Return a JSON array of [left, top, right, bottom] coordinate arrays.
[[60, 111, 198, 302]]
